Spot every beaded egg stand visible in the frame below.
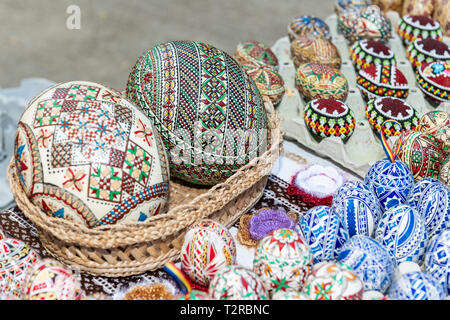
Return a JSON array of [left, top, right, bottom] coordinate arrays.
[[273, 11, 450, 178]]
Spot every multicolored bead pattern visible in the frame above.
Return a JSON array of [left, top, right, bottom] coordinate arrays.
[[425, 229, 450, 295], [126, 41, 268, 186], [416, 61, 450, 103], [235, 40, 279, 70], [295, 63, 349, 102], [288, 16, 331, 42], [291, 36, 341, 70], [388, 271, 446, 300], [357, 64, 409, 101], [303, 98, 356, 142], [253, 228, 313, 294], [349, 39, 396, 71], [14, 81, 170, 228], [406, 38, 450, 70], [397, 15, 443, 45]]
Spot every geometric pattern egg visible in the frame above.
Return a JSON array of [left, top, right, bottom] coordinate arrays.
[[126, 41, 268, 186], [406, 38, 450, 70], [180, 219, 236, 287], [349, 39, 396, 71], [387, 271, 446, 300], [234, 40, 279, 70], [425, 229, 450, 295], [14, 81, 169, 228], [375, 204, 428, 265], [287, 16, 331, 42], [418, 110, 450, 137], [397, 15, 443, 45], [408, 177, 444, 210]]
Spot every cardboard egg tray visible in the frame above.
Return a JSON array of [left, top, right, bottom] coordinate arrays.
[[273, 11, 450, 179]]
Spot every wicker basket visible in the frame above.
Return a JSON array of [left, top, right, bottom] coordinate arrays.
[[8, 101, 283, 277]]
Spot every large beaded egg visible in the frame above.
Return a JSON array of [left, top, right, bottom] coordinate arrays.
[[425, 229, 450, 295], [287, 16, 331, 42], [291, 36, 341, 70], [337, 235, 395, 293], [388, 271, 446, 300], [418, 110, 450, 137], [397, 15, 443, 45], [440, 155, 450, 187], [295, 63, 349, 102], [0, 238, 38, 297], [180, 219, 236, 287], [253, 228, 313, 294], [209, 265, 268, 300], [395, 130, 444, 182], [14, 81, 169, 228], [365, 97, 419, 137], [303, 98, 356, 143], [21, 258, 82, 300], [406, 38, 450, 70], [298, 206, 350, 263], [375, 204, 428, 264], [302, 261, 364, 300], [349, 39, 396, 71], [235, 40, 279, 70], [331, 180, 382, 237], [357, 64, 409, 101], [126, 41, 268, 186], [416, 61, 450, 103], [364, 157, 414, 212]]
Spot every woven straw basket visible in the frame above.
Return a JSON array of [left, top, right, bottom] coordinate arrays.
[[8, 101, 283, 277]]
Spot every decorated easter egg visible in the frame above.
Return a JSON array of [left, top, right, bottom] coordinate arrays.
[[397, 15, 443, 45], [126, 41, 268, 186], [388, 271, 446, 300], [365, 97, 419, 137], [425, 229, 450, 294], [418, 110, 450, 136], [287, 16, 331, 42], [302, 261, 364, 300], [334, 0, 372, 14], [433, 0, 450, 37], [395, 131, 444, 182], [181, 219, 236, 287], [235, 40, 278, 70], [295, 63, 349, 102], [241, 61, 285, 107], [372, 0, 402, 13], [416, 61, 450, 103], [402, 0, 434, 17], [364, 157, 414, 212], [406, 38, 450, 70], [253, 228, 313, 294], [271, 290, 309, 300], [14, 81, 169, 228], [21, 258, 82, 300], [440, 155, 450, 187], [0, 238, 38, 297], [331, 180, 382, 237], [408, 178, 442, 208], [298, 206, 350, 263], [303, 98, 356, 143], [357, 64, 409, 101], [209, 265, 268, 300], [337, 5, 392, 43], [291, 36, 341, 70], [176, 290, 212, 300], [337, 235, 396, 293], [375, 204, 428, 264], [349, 39, 396, 71]]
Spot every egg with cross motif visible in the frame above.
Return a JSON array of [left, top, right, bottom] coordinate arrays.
[[14, 81, 170, 228]]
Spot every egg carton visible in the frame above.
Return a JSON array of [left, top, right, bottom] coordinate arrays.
[[272, 11, 450, 179]]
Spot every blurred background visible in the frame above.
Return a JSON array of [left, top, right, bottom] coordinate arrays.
[[0, 0, 334, 90]]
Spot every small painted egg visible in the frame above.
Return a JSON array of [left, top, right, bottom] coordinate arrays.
[[388, 271, 446, 300], [397, 15, 443, 45], [209, 265, 268, 300], [440, 155, 450, 188], [349, 39, 396, 71], [302, 261, 364, 300], [287, 16, 331, 42], [402, 0, 434, 17], [425, 229, 450, 295], [0, 238, 39, 297], [303, 98, 356, 143], [408, 177, 444, 210], [181, 219, 236, 287], [418, 110, 450, 137], [298, 206, 349, 263], [291, 36, 341, 70], [406, 38, 450, 70], [357, 64, 409, 101], [253, 228, 313, 294], [337, 235, 396, 293], [235, 40, 279, 70], [334, 0, 372, 15], [295, 63, 349, 102], [416, 61, 450, 103], [176, 290, 212, 300], [21, 258, 82, 300], [331, 180, 382, 237], [375, 204, 428, 264], [433, 0, 450, 37]]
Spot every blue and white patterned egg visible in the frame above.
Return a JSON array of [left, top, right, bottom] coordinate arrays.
[[375, 204, 428, 264], [408, 178, 450, 239], [364, 158, 414, 212], [298, 206, 349, 263], [388, 271, 446, 300], [337, 235, 395, 293], [425, 229, 450, 295], [331, 181, 382, 237]]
